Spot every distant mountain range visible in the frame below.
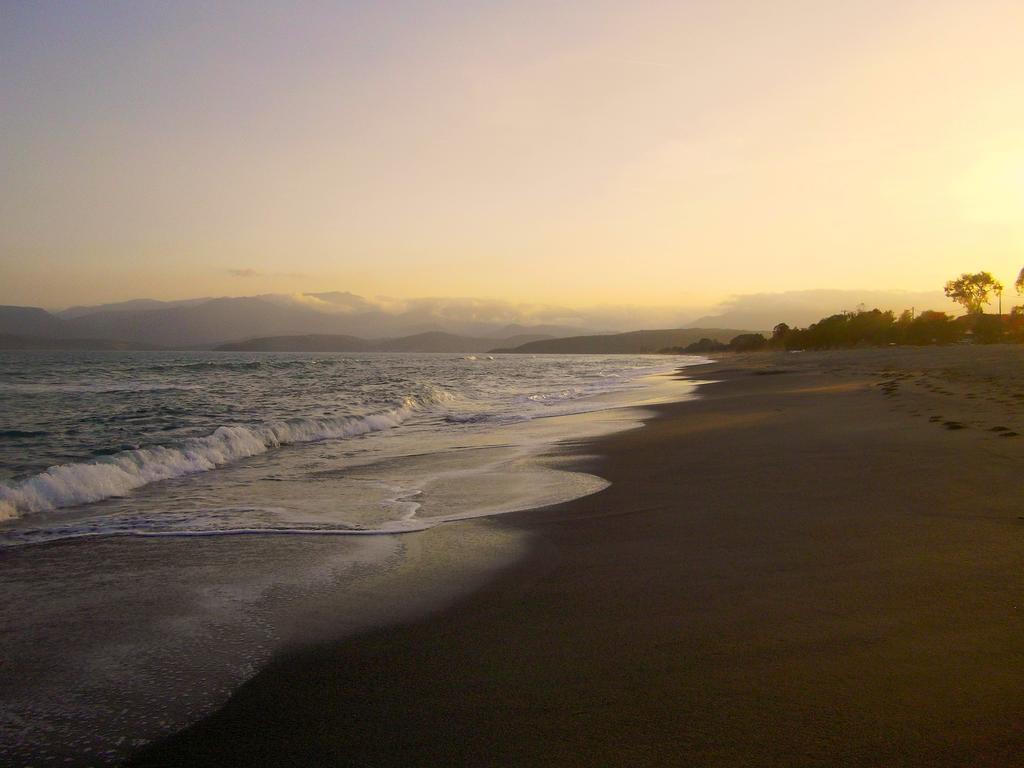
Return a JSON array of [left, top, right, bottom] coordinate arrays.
[[0, 297, 753, 354], [1, 288, 953, 351], [0, 295, 596, 349], [492, 328, 748, 354], [0, 322, 750, 355]]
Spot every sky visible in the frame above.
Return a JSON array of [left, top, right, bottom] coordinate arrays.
[[2, 0, 1023, 310]]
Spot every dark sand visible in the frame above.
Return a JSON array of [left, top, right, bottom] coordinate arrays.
[[131, 350, 1024, 767]]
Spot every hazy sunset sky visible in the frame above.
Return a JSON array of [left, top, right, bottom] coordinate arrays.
[[3, 0, 1023, 309]]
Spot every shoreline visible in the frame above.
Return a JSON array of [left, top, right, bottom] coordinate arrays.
[[131, 348, 1024, 766], [1, 361, 697, 767]]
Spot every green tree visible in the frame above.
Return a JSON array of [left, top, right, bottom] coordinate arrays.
[[1015, 266, 1024, 295], [902, 310, 961, 345], [973, 313, 1004, 344], [728, 333, 768, 351], [944, 271, 1003, 315]]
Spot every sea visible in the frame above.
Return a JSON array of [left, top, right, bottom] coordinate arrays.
[[0, 350, 705, 765]]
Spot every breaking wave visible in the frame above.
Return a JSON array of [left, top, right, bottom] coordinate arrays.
[[0, 388, 453, 521]]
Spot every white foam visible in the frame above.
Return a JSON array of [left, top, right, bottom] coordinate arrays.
[[0, 389, 452, 520]]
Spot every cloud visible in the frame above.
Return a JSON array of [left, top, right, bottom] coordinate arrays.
[[254, 291, 699, 333], [228, 268, 260, 278]]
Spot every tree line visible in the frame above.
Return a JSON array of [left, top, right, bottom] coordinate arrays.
[[669, 268, 1024, 353]]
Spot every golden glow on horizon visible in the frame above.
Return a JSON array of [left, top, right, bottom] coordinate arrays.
[[2, 1, 1023, 309], [954, 151, 1024, 224]]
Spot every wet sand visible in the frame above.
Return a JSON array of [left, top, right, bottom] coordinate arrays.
[[131, 347, 1024, 767]]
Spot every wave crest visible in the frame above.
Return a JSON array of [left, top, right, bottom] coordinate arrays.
[[0, 388, 451, 521]]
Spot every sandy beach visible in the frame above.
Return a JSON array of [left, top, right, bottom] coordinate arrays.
[[130, 346, 1024, 767]]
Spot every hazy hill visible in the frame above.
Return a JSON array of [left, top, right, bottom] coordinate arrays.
[[686, 289, 955, 331], [0, 299, 578, 349], [492, 328, 749, 354], [3, 298, 355, 347], [57, 298, 210, 319], [64, 297, 348, 347], [0, 306, 69, 338], [16, 294, 596, 347], [486, 323, 598, 339], [0, 334, 164, 351], [1, 298, 742, 351], [375, 332, 549, 353], [218, 331, 552, 353], [217, 334, 373, 352]]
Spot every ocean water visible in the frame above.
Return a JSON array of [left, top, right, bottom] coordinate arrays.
[[0, 350, 704, 765], [0, 351, 695, 539]]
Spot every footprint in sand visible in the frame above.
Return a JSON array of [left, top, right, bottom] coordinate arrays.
[[943, 421, 966, 430], [877, 381, 899, 397]]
